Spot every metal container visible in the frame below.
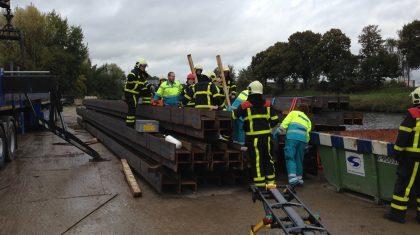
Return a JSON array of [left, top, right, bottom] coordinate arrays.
[[310, 129, 398, 203]]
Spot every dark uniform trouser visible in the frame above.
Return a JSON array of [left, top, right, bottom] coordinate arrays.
[[246, 135, 275, 187], [390, 157, 420, 219], [125, 92, 138, 127]]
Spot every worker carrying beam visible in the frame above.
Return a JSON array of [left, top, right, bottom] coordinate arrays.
[[232, 81, 279, 187], [182, 70, 223, 109], [124, 58, 152, 128], [152, 71, 183, 107], [385, 87, 420, 224], [222, 66, 237, 101]]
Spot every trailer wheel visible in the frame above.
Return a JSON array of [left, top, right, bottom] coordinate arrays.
[[5, 118, 17, 161], [0, 126, 6, 168]]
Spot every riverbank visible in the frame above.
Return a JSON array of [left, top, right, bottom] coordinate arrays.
[[280, 86, 412, 113]]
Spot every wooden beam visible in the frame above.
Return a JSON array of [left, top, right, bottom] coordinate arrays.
[[187, 54, 198, 83], [216, 55, 231, 107], [121, 158, 142, 197]]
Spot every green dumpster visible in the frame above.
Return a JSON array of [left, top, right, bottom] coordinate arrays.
[[310, 129, 398, 203]]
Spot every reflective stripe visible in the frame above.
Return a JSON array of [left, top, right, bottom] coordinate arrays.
[[195, 104, 213, 109], [287, 129, 307, 135], [126, 116, 135, 119], [270, 115, 278, 120], [393, 195, 409, 202], [254, 182, 266, 187], [254, 176, 265, 181], [124, 88, 139, 94], [404, 162, 419, 198], [133, 95, 137, 106], [399, 126, 412, 132], [417, 198, 420, 203], [394, 145, 405, 151], [254, 138, 261, 178], [244, 114, 269, 120], [246, 130, 271, 135], [391, 203, 407, 211], [414, 121, 420, 148], [232, 111, 236, 119]]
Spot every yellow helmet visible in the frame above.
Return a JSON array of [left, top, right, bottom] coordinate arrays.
[[203, 70, 216, 81], [136, 58, 148, 67], [410, 87, 420, 104], [248, 81, 263, 94], [223, 66, 230, 72]]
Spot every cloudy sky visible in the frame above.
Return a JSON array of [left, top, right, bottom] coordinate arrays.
[[13, 0, 420, 82]]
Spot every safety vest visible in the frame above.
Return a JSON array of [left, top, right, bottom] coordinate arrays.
[[281, 110, 311, 143], [232, 100, 279, 136], [154, 80, 182, 106], [124, 69, 149, 95], [394, 107, 420, 158]]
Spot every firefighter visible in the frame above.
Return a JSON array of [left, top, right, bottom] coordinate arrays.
[[222, 66, 237, 101], [275, 103, 311, 186], [152, 72, 183, 107], [232, 81, 279, 187], [181, 73, 196, 107], [124, 58, 151, 127], [182, 70, 223, 109], [384, 87, 420, 224]]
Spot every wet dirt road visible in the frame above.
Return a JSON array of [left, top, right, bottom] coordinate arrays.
[[0, 106, 418, 234]]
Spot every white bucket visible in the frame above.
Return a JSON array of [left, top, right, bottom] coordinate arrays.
[[164, 135, 182, 149]]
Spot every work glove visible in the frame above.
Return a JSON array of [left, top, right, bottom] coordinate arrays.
[[272, 127, 286, 139]]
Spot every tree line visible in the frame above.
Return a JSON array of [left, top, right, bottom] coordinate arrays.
[[236, 21, 420, 94], [0, 5, 124, 99]]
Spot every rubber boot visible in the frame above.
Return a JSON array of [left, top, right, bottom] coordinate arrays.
[[384, 209, 405, 224]]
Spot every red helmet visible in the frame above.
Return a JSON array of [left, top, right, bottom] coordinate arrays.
[[187, 73, 195, 80]]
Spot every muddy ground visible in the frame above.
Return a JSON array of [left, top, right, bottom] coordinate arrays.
[[0, 106, 418, 234]]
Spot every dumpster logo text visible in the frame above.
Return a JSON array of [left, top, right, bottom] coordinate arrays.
[[345, 152, 365, 177], [348, 156, 361, 168]]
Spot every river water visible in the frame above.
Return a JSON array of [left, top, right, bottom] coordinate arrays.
[[345, 112, 405, 130]]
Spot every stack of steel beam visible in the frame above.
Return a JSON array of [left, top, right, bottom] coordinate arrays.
[[77, 99, 247, 193]]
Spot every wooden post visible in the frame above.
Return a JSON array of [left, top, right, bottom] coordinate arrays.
[[187, 54, 198, 83], [121, 158, 142, 197], [216, 55, 231, 107]]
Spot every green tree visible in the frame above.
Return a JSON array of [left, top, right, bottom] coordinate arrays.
[[358, 25, 399, 88], [87, 63, 125, 99], [399, 20, 420, 84], [317, 28, 355, 92], [287, 30, 321, 88]]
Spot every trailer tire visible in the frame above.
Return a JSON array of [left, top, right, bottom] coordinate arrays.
[[0, 125, 6, 168], [4, 118, 17, 161]]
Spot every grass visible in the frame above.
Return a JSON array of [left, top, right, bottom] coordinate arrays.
[[278, 86, 413, 113]]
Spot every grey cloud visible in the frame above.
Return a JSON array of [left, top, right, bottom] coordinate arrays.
[[14, 0, 420, 82]]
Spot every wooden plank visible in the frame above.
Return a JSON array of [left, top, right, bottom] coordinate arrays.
[[121, 158, 142, 197]]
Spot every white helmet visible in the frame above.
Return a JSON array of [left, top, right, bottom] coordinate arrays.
[[136, 58, 148, 67], [248, 81, 263, 94], [194, 64, 203, 70], [411, 87, 420, 105], [203, 70, 216, 81]]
